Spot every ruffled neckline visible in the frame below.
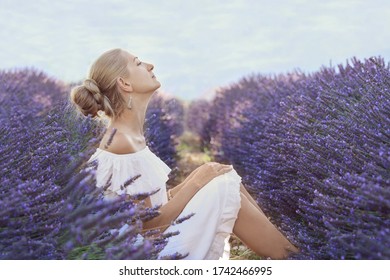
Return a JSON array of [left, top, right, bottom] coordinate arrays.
[[95, 146, 150, 158], [90, 145, 171, 206]]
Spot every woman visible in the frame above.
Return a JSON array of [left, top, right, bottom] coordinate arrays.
[[70, 48, 298, 260]]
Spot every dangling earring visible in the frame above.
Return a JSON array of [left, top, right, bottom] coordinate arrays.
[[127, 95, 133, 110]]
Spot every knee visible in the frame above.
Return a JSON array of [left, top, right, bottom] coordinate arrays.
[[265, 241, 299, 260]]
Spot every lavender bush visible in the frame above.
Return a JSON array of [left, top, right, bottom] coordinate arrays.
[[194, 57, 389, 259], [185, 99, 211, 148], [0, 69, 184, 259], [145, 92, 185, 179]]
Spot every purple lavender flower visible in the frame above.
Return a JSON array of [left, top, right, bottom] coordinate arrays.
[[192, 57, 390, 259]]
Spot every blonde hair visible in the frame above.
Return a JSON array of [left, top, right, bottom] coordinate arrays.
[[70, 48, 130, 119]]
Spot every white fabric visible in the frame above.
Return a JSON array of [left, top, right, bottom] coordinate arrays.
[[89, 146, 170, 206], [88, 146, 242, 260], [159, 169, 242, 260]]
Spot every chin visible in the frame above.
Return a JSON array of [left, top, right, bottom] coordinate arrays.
[[154, 81, 161, 90]]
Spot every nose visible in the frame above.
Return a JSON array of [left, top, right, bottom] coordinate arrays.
[[145, 62, 154, 71]]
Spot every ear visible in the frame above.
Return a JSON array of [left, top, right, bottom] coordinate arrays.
[[117, 77, 133, 92]]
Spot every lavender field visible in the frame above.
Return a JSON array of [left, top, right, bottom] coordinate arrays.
[[1, 56, 389, 259], [0, 69, 184, 259], [188, 57, 390, 259]]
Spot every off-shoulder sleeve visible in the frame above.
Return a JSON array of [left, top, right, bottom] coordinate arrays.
[[89, 147, 171, 207]]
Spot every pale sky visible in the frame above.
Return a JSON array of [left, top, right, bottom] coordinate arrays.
[[1, 0, 389, 100]]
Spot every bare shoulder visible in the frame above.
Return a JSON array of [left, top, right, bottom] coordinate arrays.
[[99, 129, 138, 154]]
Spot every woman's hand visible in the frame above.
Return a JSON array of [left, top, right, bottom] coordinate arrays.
[[167, 162, 233, 200], [148, 162, 233, 233], [190, 162, 233, 190]]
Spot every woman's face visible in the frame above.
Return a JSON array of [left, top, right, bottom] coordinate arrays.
[[124, 51, 161, 93]]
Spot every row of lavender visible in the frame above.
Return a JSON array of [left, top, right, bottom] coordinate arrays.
[[0, 69, 184, 259], [188, 57, 390, 259]]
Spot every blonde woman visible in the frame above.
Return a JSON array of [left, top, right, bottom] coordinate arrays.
[[70, 48, 298, 260]]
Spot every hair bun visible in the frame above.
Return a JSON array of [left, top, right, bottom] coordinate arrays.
[[84, 78, 104, 110], [83, 78, 101, 96], [70, 48, 127, 119], [70, 78, 104, 118]]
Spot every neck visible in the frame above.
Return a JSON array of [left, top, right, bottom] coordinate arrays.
[[109, 92, 154, 136]]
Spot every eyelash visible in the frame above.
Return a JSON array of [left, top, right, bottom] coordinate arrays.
[[137, 61, 142, 66]]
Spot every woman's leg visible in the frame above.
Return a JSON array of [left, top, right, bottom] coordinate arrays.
[[239, 183, 266, 215], [233, 192, 299, 259]]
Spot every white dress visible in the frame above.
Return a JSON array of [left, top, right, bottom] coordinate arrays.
[[89, 146, 242, 260]]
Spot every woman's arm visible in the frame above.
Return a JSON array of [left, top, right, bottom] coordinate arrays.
[[142, 162, 232, 233], [166, 167, 199, 199], [167, 162, 227, 199]]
